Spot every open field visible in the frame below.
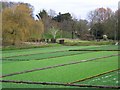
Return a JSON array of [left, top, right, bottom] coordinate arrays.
[[1, 45, 119, 89]]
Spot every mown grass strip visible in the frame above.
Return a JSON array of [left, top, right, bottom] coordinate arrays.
[[2, 51, 118, 75], [5, 46, 117, 61], [3, 56, 118, 83], [2, 51, 92, 61], [68, 68, 120, 84], [69, 50, 120, 51], [3, 46, 95, 58], [69, 45, 119, 50], [2, 45, 102, 59], [1, 54, 119, 78], [76, 70, 119, 86], [3, 50, 68, 59], [3, 45, 116, 58], [0, 80, 119, 89]]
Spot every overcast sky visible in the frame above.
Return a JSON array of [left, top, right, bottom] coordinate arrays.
[[7, 0, 119, 20]]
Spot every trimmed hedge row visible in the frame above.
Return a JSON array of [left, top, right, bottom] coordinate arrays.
[[64, 41, 114, 46]]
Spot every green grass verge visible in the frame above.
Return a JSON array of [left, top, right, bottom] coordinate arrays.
[[3, 56, 118, 83], [2, 82, 78, 88], [2, 45, 118, 62], [2, 46, 98, 58], [2, 45, 118, 58], [2, 43, 62, 51], [76, 70, 119, 86], [3, 51, 89, 61], [2, 51, 118, 75]]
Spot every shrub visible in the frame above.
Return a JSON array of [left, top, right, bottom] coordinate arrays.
[[64, 41, 113, 46]]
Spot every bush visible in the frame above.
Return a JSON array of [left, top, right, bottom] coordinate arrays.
[[64, 41, 113, 46]]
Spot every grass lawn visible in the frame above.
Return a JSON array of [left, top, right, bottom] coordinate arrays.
[[3, 56, 118, 83], [2, 45, 119, 88], [2, 51, 118, 75], [2, 46, 99, 58], [76, 70, 119, 86]]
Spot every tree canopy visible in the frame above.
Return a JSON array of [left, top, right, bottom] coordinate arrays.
[[1, 1, 119, 46], [2, 2, 44, 46]]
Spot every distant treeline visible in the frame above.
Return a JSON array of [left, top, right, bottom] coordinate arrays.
[[0, 1, 119, 46]]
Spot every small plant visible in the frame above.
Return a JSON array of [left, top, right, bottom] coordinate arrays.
[[103, 35, 108, 41], [49, 27, 60, 39]]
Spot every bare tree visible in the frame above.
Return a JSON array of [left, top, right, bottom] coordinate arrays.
[[49, 27, 59, 39]]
